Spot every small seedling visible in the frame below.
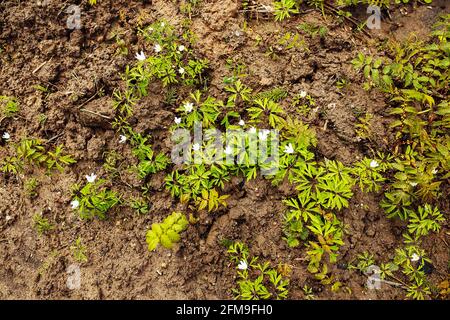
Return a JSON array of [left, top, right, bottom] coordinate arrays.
[[33, 213, 54, 235], [71, 237, 88, 263]]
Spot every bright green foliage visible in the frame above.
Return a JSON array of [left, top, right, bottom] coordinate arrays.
[[0, 95, 19, 118], [290, 160, 354, 209], [112, 20, 208, 127], [273, 0, 299, 21], [71, 237, 88, 263], [282, 198, 318, 247], [176, 90, 222, 129], [130, 131, 169, 179], [394, 246, 432, 300], [165, 165, 230, 211], [71, 179, 121, 220], [195, 188, 229, 212], [46, 145, 77, 172], [225, 79, 252, 104], [352, 156, 390, 192], [247, 98, 285, 128], [227, 242, 289, 300], [146, 212, 189, 251], [1, 139, 76, 174], [306, 214, 344, 273], [407, 204, 444, 237]]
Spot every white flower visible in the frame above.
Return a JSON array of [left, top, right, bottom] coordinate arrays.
[[178, 67, 185, 75], [258, 130, 269, 141], [71, 200, 79, 209], [178, 45, 185, 52], [184, 102, 194, 113], [369, 160, 379, 168], [284, 143, 295, 154], [2, 132, 10, 140], [192, 143, 200, 151], [160, 22, 165, 27], [86, 173, 97, 183], [410, 182, 418, 187], [299, 90, 307, 98], [249, 127, 257, 134], [237, 260, 248, 270], [411, 253, 420, 262], [238, 119, 245, 126], [174, 117, 182, 125], [432, 168, 438, 175], [119, 135, 127, 144], [154, 44, 162, 53], [135, 51, 146, 61], [224, 145, 233, 155]]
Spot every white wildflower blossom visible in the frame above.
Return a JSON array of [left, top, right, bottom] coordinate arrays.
[[86, 173, 97, 183], [411, 253, 420, 262], [135, 51, 146, 61], [178, 45, 185, 52], [71, 200, 79, 209], [2, 132, 10, 140], [154, 44, 162, 53], [370, 160, 379, 168], [119, 135, 127, 144], [237, 260, 248, 270], [174, 117, 182, 125], [258, 130, 269, 141], [299, 90, 307, 98], [284, 143, 294, 154], [224, 145, 233, 155], [192, 143, 200, 151], [184, 102, 194, 113], [238, 119, 245, 126]]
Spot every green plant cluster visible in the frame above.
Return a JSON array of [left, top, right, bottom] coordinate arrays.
[[129, 130, 170, 180], [227, 241, 289, 300], [71, 179, 121, 220], [112, 20, 209, 130], [352, 16, 449, 225], [146, 211, 189, 251], [272, 1, 433, 24], [348, 14, 449, 300], [0, 95, 19, 118], [1, 139, 76, 174]]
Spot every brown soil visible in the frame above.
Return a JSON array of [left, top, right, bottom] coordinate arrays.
[[0, 0, 448, 299]]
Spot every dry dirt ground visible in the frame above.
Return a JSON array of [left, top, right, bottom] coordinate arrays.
[[0, 0, 448, 299]]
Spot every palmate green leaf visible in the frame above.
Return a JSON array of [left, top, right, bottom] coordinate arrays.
[[316, 175, 353, 210], [146, 231, 160, 251], [146, 212, 188, 251]]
